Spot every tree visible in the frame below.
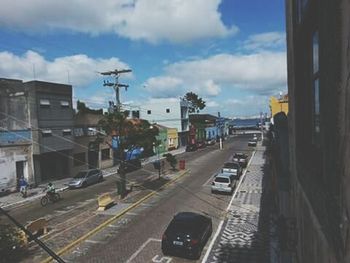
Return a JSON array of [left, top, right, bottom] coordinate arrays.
[[184, 92, 206, 113], [98, 111, 159, 196], [0, 225, 27, 262], [76, 100, 103, 115]]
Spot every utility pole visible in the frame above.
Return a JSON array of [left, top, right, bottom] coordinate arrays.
[[100, 69, 132, 112], [100, 68, 132, 198]]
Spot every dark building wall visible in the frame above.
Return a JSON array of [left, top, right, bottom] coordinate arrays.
[[286, 0, 350, 262], [25, 81, 74, 154], [24, 80, 74, 182]]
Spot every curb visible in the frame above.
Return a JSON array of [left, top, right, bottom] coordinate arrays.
[[1, 186, 69, 210]]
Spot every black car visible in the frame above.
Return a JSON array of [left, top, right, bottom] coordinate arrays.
[[186, 144, 197, 152], [162, 212, 212, 260], [232, 153, 248, 168]]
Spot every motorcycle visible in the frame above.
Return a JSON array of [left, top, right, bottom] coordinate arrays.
[[40, 190, 60, 206]]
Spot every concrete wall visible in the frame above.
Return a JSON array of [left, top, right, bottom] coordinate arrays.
[[0, 145, 34, 191], [140, 98, 189, 132]]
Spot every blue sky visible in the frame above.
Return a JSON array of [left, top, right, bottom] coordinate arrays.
[[0, 0, 287, 118]]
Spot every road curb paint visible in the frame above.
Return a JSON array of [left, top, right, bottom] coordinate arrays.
[[40, 169, 190, 263]]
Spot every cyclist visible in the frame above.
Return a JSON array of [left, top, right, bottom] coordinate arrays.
[[46, 182, 56, 199]]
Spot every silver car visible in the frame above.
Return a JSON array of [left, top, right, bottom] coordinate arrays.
[[68, 169, 103, 189], [211, 173, 236, 194]]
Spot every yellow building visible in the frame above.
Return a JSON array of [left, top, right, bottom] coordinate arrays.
[[270, 95, 289, 117], [167, 128, 178, 151]]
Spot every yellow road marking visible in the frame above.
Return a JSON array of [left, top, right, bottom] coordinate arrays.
[[40, 169, 190, 263]]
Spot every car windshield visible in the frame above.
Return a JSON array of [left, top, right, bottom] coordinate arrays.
[[74, 171, 87, 179], [224, 163, 239, 169], [215, 177, 230, 183]]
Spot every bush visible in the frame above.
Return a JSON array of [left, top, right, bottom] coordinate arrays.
[[163, 153, 177, 170], [0, 225, 27, 262]]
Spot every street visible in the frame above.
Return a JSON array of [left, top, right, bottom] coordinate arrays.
[[2, 135, 255, 263]]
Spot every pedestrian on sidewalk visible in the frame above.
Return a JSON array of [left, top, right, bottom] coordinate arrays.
[[19, 176, 28, 198]]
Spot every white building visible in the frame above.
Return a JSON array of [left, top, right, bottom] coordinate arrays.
[[138, 98, 190, 147]]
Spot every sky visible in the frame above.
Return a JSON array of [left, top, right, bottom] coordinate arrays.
[[0, 0, 287, 118]]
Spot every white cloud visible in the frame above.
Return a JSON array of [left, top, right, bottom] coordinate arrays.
[[243, 32, 286, 51], [0, 0, 237, 44], [144, 76, 184, 98], [144, 51, 287, 98], [0, 50, 130, 87]]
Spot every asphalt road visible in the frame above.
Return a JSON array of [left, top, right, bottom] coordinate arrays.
[[59, 135, 254, 263]]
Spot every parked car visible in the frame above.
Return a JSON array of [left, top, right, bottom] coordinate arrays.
[[196, 141, 206, 149], [162, 212, 212, 260], [205, 138, 216, 146], [248, 136, 258, 146], [186, 144, 197, 152], [221, 162, 242, 178], [68, 169, 103, 189], [211, 173, 237, 194], [233, 153, 248, 168]]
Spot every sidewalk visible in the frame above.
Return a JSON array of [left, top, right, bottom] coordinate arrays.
[[203, 143, 276, 263], [0, 147, 186, 210]]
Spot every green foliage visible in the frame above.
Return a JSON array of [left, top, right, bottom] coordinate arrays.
[[163, 153, 177, 170], [77, 100, 103, 114], [98, 112, 159, 158], [0, 225, 27, 262], [184, 92, 206, 113]]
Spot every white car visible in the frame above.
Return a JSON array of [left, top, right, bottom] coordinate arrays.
[[211, 173, 236, 194], [221, 162, 242, 179], [248, 136, 258, 146]]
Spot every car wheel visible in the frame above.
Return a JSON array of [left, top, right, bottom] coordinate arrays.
[[82, 181, 87, 188], [99, 175, 103, 182]]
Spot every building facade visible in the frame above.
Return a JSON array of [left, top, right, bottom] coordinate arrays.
[[270, 95, 289, 118], [285, 0, 350, 262], [189, 114, 218, 143], [25, 81, 75, 183], [139, 98, 190, 147], [0, 79, 34, 192], [72, 112, 113, 176]]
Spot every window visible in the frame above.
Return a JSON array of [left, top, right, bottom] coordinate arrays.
[[39, 99, 50, 108], [62, 129, 72, 136], [60, 101, 70, 108], [74, 153, 86, 166], [101, 148, 110, 160], [147, 110, 151, 114], [296, 0, 309, 23], [41, 129, 52, 137], [132, 110, 140, 118], [312, 31, 320, 145], [166, 108, 170, 113]]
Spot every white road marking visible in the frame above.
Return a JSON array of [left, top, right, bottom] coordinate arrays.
[[152, 255, 172, 263], [126, 212, 139, 216], [108, 224, 119, 228], [126, 238, 161, 263], [85, 240, 106, 244], [201, 220, 224, 263]]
